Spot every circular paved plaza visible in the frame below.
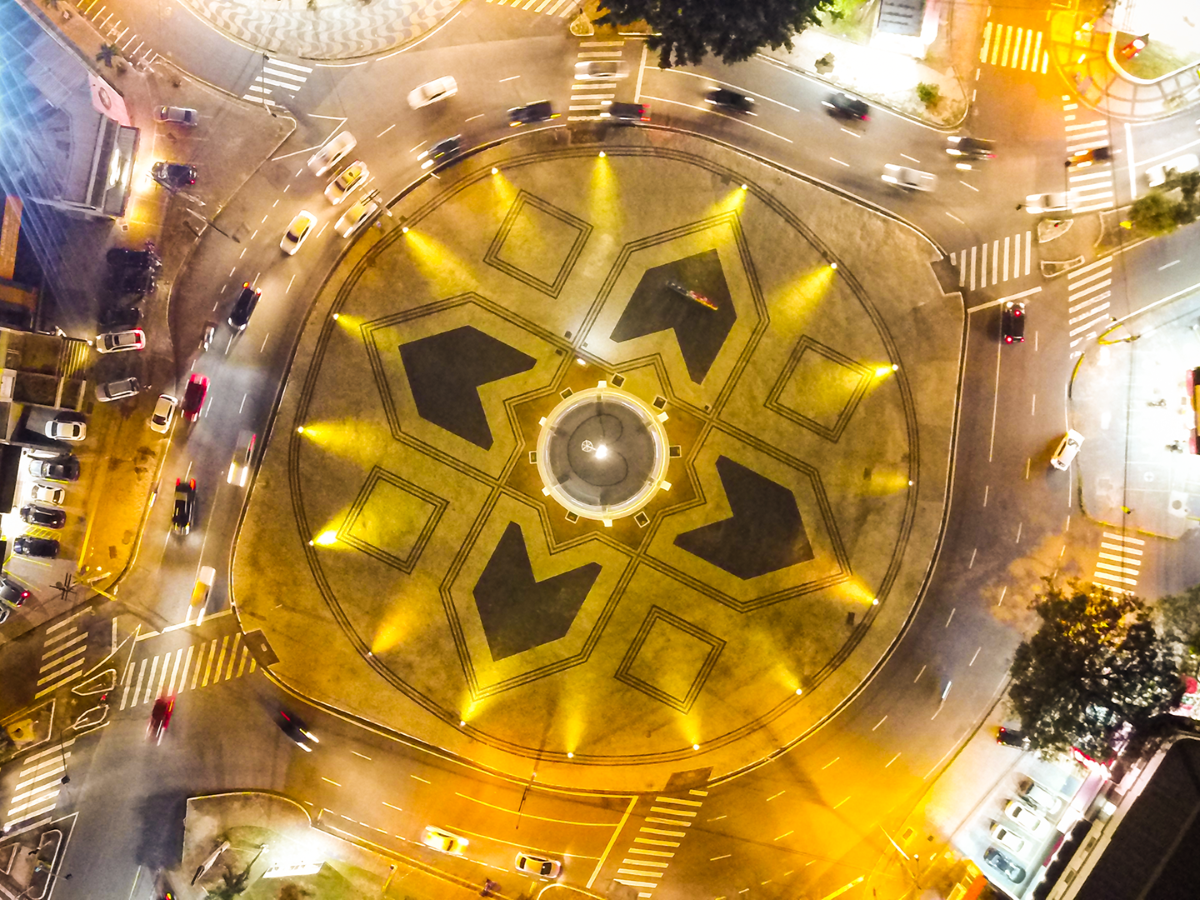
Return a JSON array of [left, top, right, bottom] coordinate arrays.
[[234, 129, 963, 788]]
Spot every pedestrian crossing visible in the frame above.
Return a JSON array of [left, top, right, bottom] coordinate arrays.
[[2, 740, 72, 831], [35, 614, 90, 701], [485, 0, 577, 17], [1065, 109, 1114, 213], [612, 790, 706, 897], [242, 59, 313, 109], [1065, 256, 1113, 351], [79, 0, 157, 67], [1091, 531, 1143, 593], [118, 632, 257, 711], [950, 231, 1033, 292], [568, 40, 627, 121], [979, 22, 1049, 74]]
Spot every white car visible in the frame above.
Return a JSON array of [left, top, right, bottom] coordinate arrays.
[[575, 61, 627, 80], [1051, 429, 1084, 470], [30, 483, 65, 505], [407, 76, 458, 109], [1021, 781, 1064, 814], [515, 852, 561, 879], [422, 826, 467, 855], [335, 196, 380, 238], [989, 823, 1026, 855], [157, 106, 198, 126], [1004, 800, 1046, 834], [228, 430, 257, 486], [97, 376, 140, 402], [881, 164, 937, 191], [1146, 153, 1199, 188], [1025, 192, 1071, 214], [46, 419, 86, 442], [150, 394, 178, 434], [307, 132, 357, 176], [96, 329, 146, 353], [281, 211, 317, 255], [324, 160, 368, 205]]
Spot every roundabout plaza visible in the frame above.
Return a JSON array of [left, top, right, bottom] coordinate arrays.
[[233, 128, 964, 791]]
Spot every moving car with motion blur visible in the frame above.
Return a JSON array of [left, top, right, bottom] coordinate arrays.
[[881, 164, 936, 191], [407, 76, 457, 109], [276, 710, 320, 751], [280, 211, 317, 255], [307, 132, 357, 176], [422, 826, 467, 854], [822, 91, 869, 120], [228, 284, 261, 331], [946, 136, 996, 161], [228, 431, 257, 487], [172, 478, 196, 536], [324, 160, 368, 204], [705, 87, 755, 113], [418, 136, 462, 170], [508, 101, 558, 126], [515, 853, 561, 879], [335, 195, 381, 238], [182, 374, 209, 421], [148, 697, 174, 744]]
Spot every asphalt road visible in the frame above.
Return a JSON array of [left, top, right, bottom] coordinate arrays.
[[7, 3, 1200, 900]]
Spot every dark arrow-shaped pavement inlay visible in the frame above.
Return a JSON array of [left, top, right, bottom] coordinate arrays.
[[610, 249, 736, 384], [474, 522, 602, 661], [675, 456, 814, 579], [400, 326, 536, 449]]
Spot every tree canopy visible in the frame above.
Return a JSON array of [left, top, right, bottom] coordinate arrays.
[[595, 0, 839, 69], [1008, 580, 1181, 757]]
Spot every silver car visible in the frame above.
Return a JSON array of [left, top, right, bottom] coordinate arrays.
[[157, 106, 198, 126], [97, 377, 141, 402]]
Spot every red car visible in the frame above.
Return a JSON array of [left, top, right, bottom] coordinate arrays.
[[148, 697, 174, 744], [182, 374, 209, 421]]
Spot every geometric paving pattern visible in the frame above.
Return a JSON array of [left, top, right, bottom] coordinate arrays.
[[615, 606, 726, 714], [766, 336, 874, 442], [484, 191, 593, 298], [338, 466, 446, 573]]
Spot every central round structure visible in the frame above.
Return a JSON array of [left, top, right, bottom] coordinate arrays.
[[536, 385, 669, 522]]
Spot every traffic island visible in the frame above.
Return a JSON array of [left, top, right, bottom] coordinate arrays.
[[233, 127, 965, 791]]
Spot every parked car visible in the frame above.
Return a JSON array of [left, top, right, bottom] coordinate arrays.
[[157, 106, 198, 126], [182, 374, 209, 421], [276, 709, 319, 751], [1002, 301, 1026, 344], [13, 536, 59, 559], [151, 162, 197, 191], [150, 394, 178, 434], [882, 164, 937, 191], [422, 826, 467, 854], [106, 246, 160, 270], [1020, 781, 1064, 814], [514, 853, 561, 879], [575, 60, 627, 80], [989, 823, 1026, 854], [307, 132, 357, 176], [280, 211, 317, 255], [28, 457, 79, 482], [147, 697, 174, 743], [1004, 800, 1047, 834], [228, 283, 261, 331], [997, 726, 1029, 748], [20, 505, 65, 528], [325, 160, 368, 204], [1051, 430, 1085, 470], [983, 848, 1026, 883], [112, 266, 157, 297], [99, 306, 142, 329], [46, 418, 86, 442], [407, 76, 457, 109], [29, 483, 65, 505], [97, 377, 140, 402], [603, 101, 649, 123], [172, 478, 196, 535], [822, 91, 869, 120], [418, 136, 462, 170], [0, 576, 30, 608], [705, 87, 755, 113], [508, 101, 558, 126], [96, 329, 146, 353], [335, 195, 380, 238]]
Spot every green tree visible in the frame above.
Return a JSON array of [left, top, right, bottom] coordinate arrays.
[[595, 0, 839, 69], [1008, 580, 1181, 757], [1158, 583, 1200, 656], [95, 43, 120, 67], [916, 82, 940, 108], [1129, 189, 1179, 236]]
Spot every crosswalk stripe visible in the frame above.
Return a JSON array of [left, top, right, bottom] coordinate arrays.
[[37, 656, 83, 686], [225, 634, 241, 680], [178, 645, 195, 694], [34, 670, 82, 699], [263, 66, 307, 81], [143, 655, 159, 704], [265, 58, 312, 72], [1069, 279, 1111, 302], [236, 646, 250, 678], [42, 633, 86, 659]]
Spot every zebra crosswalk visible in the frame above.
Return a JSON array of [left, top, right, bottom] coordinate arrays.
[[613, 790, 706, 897], [119, 632, 257, 711], [1092, 531, 1143, 593], [485, 0, 577, 17], [1065, 111, 1114, 213], [567, 41, 628, 121], [1065, 257, 1113, 351], [243, 59, 313, 109], [36, 613, 90, 700], [979, 22, 1049, 74], [2, 740, 73, 831], [950, 231, 1033, 292]]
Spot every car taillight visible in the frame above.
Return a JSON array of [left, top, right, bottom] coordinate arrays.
[[1005, 335, 1012, 343]]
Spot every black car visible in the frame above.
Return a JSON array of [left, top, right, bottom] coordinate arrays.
[[20, 505, 65, 528], [997, 726, 1029, 748], [228, 283, 261, 331], [13, 536, 59, 559], [276, 710, 319, 751], [419, 135, 462, 169], [983, 848, 1026, 883], [172, 478, 196, 536], [605, 101, 649, 122], [705, 88, 755, 113], [946, 136, 996, 160], [151, 162, 197, 191], [106, 246, 161, 270], [508, 101, 558, 126], [28, 456, 80, 482], [99, 306, 143, 328], [1002, 301, 1026, 344], [822, 92, 869, 120], [112, 266, 157, 297], [0, 576, 30, 608]]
